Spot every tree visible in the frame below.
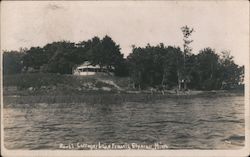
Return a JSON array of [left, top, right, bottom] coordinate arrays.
[[90, 35, 124, 74], [180, 25, 194, 90], [44, 41, 77, 74], [113, 58, 129, 77], [79, 36, 102, 63], [196, 48, 222, 90], [127, 44, 183, 89], [161, 46, 183, 89], [3, 51, 24, 75], [22, 47, 48, 70], [220, 51, 244, 89], [127, 47, 146, 89]]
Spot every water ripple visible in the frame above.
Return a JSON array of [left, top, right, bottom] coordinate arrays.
[[4, 95, 245, 149]]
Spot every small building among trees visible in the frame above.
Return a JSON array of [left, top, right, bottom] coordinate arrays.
[[72, 61, 114, 76]]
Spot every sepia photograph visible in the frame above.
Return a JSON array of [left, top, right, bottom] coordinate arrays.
[[1, 1, 249, 157]]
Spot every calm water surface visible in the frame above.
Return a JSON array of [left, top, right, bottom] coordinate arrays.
[[4, 95, 244, 149]]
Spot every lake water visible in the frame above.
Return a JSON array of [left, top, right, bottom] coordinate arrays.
[[3, 95, 245, 150]]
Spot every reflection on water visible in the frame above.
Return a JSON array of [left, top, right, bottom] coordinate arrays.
[[4, 95, 244, 149]]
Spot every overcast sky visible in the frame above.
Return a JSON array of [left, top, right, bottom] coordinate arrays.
[[1, 1, 249, 65]]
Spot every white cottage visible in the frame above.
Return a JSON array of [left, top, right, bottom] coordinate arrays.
[[72, 61, 114, 76]]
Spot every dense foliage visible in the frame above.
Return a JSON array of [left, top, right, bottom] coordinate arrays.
[[3, 50, 24, 75], [127, 45, 244, 90], [127, 44, 183, 89], [3, 35, 127, 76]]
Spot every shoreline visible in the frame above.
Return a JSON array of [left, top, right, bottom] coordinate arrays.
[[3, 73, 244, 105], [3, 90, 244, 105]]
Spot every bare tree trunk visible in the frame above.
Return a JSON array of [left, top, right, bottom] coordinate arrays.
[[177, 70, 181, 91], [210, 64, 213, 79], [161, 70, 166, 86]]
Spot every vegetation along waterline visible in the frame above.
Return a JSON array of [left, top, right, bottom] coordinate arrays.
[[3, 91, 244, 105], [3, 73, 243, 105]]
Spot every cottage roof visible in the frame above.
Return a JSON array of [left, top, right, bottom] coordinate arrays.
[[76, 61, 100, 69]]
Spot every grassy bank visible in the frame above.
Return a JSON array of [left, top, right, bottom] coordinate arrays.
[[3, 91, 244, 105], [3, 73, 244, 105], [3, 73, 131, 95]]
